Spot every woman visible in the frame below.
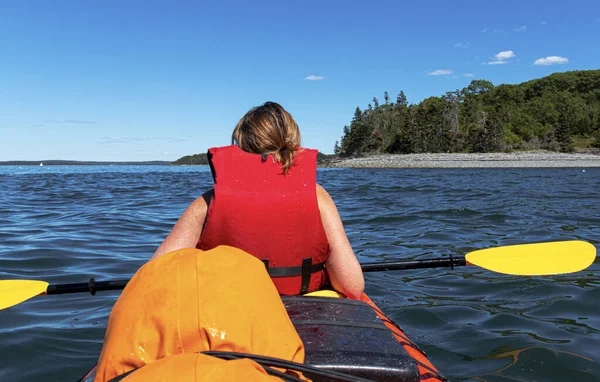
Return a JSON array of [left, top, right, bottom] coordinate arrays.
[[151, 102, 364, 299]]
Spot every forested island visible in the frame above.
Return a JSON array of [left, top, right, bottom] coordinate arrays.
[[0, 160, 171, 166], [172, 154, 209, 165], [172, 152, 337, 165], [335, 70, 600, 156]]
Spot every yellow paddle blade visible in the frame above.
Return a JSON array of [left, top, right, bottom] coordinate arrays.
[[303, 290, 344, 298], [0, 280, 49, 311], [466, 241, 596, 276]]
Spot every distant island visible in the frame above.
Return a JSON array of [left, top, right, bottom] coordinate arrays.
[[171, 152, 337, 166], [172, 154, 209, 165], [0, 160, 172, 166], [0, 155, 337, 166]]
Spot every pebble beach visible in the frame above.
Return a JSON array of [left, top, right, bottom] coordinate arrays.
[[321, 150, 600, 168]]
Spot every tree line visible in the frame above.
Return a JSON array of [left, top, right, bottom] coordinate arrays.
[[172, 154, 209, 165], [173, 152, 336, 165], [335, 70, 600, 156]]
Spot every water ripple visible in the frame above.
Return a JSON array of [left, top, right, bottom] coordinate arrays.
[[0, 166, 599, 381]]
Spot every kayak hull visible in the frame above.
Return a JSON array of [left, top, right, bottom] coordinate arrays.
[[79, 293, 443, 381]]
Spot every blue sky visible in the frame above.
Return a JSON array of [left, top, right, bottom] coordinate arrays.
[[1, 0, 599, 161]]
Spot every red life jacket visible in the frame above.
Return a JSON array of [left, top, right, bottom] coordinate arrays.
[[197, 145, 330, 295]]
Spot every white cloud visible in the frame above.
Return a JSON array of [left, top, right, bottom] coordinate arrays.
[[463, 73, 475, 77], [46, 119, 98, 124], [163, 152, 169, 155], [533, 56, 569, 65], [540, 21, 547, 25], [305, 75, 325, 81], [454, 42, 471, 48], [427, 69, 453, 76], [482, 28, 504, 33], [513, 25, 527, 32], [485, 50, 515, 65], [495, 51, 516, 60], [451, 75, 459, 79], [99, 136, 182, 144]]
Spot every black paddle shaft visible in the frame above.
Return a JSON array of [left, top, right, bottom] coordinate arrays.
[[46, 278, 129, 295], [361, 256, 467, 273], [42, 257, 467, 295]]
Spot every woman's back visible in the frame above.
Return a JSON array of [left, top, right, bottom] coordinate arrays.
[[197, 145, 329, 295]]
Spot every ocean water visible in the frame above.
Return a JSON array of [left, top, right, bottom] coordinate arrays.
[[0, 165, 598, 381]]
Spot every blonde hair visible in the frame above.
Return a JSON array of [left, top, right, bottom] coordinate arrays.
[[232, 102, 301, 174]]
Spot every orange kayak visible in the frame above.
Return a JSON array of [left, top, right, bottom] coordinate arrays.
[[79, 291, 444, 381]]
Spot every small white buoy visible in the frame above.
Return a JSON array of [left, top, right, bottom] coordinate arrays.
[[582, 170, 586, 172]]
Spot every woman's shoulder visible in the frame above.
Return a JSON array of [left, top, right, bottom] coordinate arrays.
[[316, 184, 335, 208], [190, 188, 214, 211]]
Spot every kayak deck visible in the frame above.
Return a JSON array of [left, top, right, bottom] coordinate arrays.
[[79, 293, 444, 381], [284, 294, 443, 381], [285, 295, 417, 380]]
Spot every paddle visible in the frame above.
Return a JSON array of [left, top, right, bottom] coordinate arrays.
[[1, 240, 595, 311], [362, 240, 596, 274]]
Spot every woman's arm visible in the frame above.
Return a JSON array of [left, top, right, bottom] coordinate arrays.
[[150, 189, 213, 261], [317, 184, 365, 299]]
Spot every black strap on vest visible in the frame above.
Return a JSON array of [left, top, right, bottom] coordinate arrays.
[[300, 258, 312, 295], [261, 258, 326, 295]]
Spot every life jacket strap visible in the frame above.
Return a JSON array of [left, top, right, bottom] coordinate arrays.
[[261, 258, 326, 294], [300, 258, 312, 295]]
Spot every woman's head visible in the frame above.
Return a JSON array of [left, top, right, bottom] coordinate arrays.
[[232, 102, 301, 174]]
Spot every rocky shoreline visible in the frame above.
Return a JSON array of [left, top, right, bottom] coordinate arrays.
[[320, 150, 600, 168]]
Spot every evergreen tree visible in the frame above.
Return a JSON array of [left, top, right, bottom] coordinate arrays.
[[470, 114, 504, 153], [555, 93, 576, 152], [396, 91, 408, 108], [352, 107, 362, 123], [555, 123, 574, 152], [593, 113, 600, 148]]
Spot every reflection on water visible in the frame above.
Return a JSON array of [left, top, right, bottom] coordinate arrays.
[[482, 346, 595, 381], [0, 165, 598, 381]]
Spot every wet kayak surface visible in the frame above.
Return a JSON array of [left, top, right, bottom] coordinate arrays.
[[0, 165, 598, 381]]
